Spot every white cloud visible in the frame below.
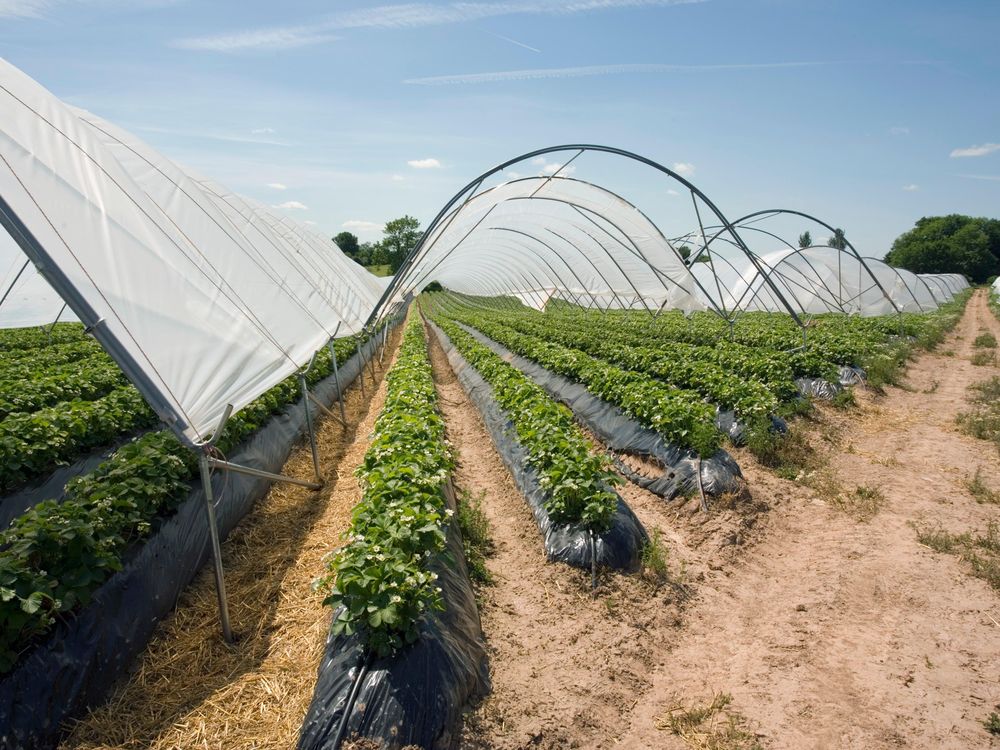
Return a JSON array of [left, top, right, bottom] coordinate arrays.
[[407, 157, 442, 168], [889, 126, 910, 136], [672, 162, 695, 176], [950, 142, 1000, 158], [902, 184, 919, 191], [957, 174, 1000, 181], [343, 220, 383, 233], [667, 188, 680, 196], [273, 200, 308, 210], [267, 182, 287, 190], [530, 156, 547, 165], [173, 0, 703, 52], [405, 60, 851, 85], [391, 174, 405, 181], [174, 26, 339, 52], [252, 127, 276, 134], [539, 161, 576, 176]]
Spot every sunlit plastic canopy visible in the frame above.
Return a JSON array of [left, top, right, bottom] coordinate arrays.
[[387, 175, 710, 315], [0, 59, 377, 445]]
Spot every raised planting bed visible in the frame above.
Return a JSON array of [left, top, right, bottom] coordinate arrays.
[[300, 316, 488, 750]]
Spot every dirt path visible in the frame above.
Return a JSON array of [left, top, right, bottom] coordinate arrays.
[[425, 320, 763, 750], [61, 326, 404, 750], [617, 289, 1000, 749]]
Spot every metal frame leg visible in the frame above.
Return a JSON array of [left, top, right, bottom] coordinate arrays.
[[299, 374, 322, 483], [199, 452, 234, 643], [328, 341, 347, 423]]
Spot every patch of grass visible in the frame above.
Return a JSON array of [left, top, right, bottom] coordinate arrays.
[[456, 490, 494, 586], [957, 376, 1000, 449], [830, 484, 886, 522], [831, 387, 856, 409], [985, 712, 1000, 736], [862, 342, 909, 389], [656, 692, 764, 750], [940, 349, 956, 357], [965, 467, 1000, 505], [364, 264, 393, 277], [974, 331, 997, 348], [745, 423, 816, 479], [923, 379, 940, 394], [641, 528, 671, 587], [970, 350, 995, 367], [915, 521, 1000, 592]]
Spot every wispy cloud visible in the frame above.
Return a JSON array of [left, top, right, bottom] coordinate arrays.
[[889, 126, 909, 136], [273, 200, 308, 210], [666, 188, 680, 196], [1, 0, 175, 18], [408, 157, 442, 168], [404, 60, 847, 85], [950, 142, 1000, 158], [902, 184, 919, 191], [175, 26, 339, 52], [267, 182, 287, 190], [172, 0, 702, 52], [133, 124, 291, 147], [487, 30, 541, 53], [252, 127, 276, 135], [673, 161, 695, 176], [391, 174, 405, 181], [957, 174, 1000, 181]]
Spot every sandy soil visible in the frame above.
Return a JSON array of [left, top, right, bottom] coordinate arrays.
[[61, 325, 404, 750], [434, 293, 1000, 750], [424, 319, 767, 750]]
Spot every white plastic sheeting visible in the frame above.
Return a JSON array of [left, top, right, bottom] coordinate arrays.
[[690, 245, 936, 316], [0, 59, 380, 445], [386, 176, 713, 315]]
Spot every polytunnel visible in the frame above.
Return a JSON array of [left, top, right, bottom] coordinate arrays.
[[369, 145, 805, 326], [0, 58, 389, 642]]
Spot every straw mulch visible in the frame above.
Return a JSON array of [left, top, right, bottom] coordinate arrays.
[[60, 324, 405, 750]]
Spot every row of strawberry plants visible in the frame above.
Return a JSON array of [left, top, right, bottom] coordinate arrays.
[[0, 334, 365, 672], [0, 323, 88, 352], [0, 386, 158, 493], [0, 358, 128, 420], [472, 312, 783, 418], [441, 310, 722, 457], [313, 318, 454, 657], [0, 339, 103, 377], [431, 316, 620, 534]]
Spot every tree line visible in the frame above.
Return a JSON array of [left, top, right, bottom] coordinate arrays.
[[333, 216, 421, 275]]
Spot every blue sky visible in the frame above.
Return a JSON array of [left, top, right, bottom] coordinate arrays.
[[1, 0, 998, 256]]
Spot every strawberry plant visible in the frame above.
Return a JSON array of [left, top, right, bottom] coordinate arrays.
[[314, 317, 454, 657]]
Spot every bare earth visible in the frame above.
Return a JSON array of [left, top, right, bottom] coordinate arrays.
[[430, 293, 1000, 750]]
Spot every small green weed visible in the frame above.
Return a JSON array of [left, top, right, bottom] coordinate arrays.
[[656, 692, 763, 750], [974, 331, 997, 348], [457, 490, 494, 586], [965, 467, 1000, 505], [970, 350, 995, 366], [641, 528, 671, 587], [915, 521, 1000, 591], [831, 388, 856, 409], [984, 712, 1000, 736]]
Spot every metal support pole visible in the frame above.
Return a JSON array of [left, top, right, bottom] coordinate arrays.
[[367, 335, 378, 385], [206, 457, 323, 489], [0, 258, 30, 312], [199, 452, 234, 644], [328, 341, 347, 423], [298, 374, 322, 483]]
